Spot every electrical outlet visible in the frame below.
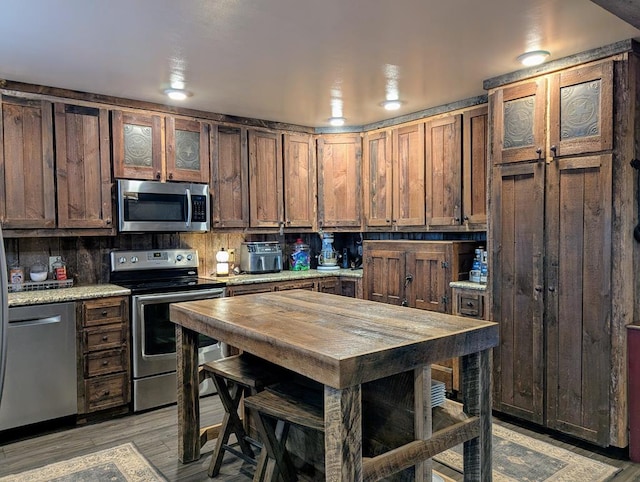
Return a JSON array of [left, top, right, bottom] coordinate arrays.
[[49, 256, 59, 273]]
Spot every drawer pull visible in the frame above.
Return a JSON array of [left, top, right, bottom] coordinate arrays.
[[101, 310, 108, 316], [103, 390, 110, 396], [102, 335, 109, 341], [102, 360, 109, 366], [466, 302, 474, 307]]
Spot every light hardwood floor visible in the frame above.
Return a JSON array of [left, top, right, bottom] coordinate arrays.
[[0, 395, 638, 481]]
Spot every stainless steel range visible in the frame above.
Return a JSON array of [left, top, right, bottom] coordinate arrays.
[[110, 248, 226, 412]]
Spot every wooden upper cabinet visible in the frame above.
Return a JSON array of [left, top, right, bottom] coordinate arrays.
[[283, 133, 316, 229], [462, 105, 488, 227], [248, 129, 283, 228], [425, 114, 462, 228], [393, 122, 426, 227], [112, 110, 209, 182], [0, 95, 55, 229], [211, 125, 249, 228], [549, 61, 613, 158], [317, 134, 362, 229], [363, 130, 393, 228], [491, 78, 547, 164], [54, 103, 113, 229], [165, 117, 210, 183], [112, 110, 163, 180]]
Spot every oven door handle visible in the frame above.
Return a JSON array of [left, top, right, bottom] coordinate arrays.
[[133, 288, 225, 305], [185, 188, 192, 228]]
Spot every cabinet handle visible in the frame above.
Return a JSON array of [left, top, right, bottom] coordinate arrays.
[[102, 360, 109, 366], [102, 335, 109, 341], [463, 215, 469, 222], [168, 172, 174, 180], [534, 286, 543, 292], [106, 218, 112, 225], [155, 172, 161, 180], [103, 390, 110, 396], [466, 301, 474, 307], [550, 145, 557, 157], [549, 286, 556, 292], [101, 310, 108, 316], [536, 148, 543, 160], [454, 217, 460, 223]]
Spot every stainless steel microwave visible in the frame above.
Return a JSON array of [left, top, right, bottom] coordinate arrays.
[[117, 180, 210, 232]]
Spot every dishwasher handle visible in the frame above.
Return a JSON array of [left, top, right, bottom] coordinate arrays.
[[10, 315, 62, 327]]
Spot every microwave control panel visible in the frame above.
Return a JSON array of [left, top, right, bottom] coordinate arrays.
[[192, 195, 207, 222]]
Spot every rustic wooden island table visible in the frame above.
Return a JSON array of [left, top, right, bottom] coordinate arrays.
[[170, 290, 498, 481]]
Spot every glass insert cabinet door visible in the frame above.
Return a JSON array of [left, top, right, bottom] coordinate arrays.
[[165, 117, 210, 183], [549, 61, 613, 158], [112, 111, 163, 180], [112, 111, 210, 183], [491, 78, 547, 164]]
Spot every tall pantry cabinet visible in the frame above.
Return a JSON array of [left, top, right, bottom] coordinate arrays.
[[488, 54, 636, 448]]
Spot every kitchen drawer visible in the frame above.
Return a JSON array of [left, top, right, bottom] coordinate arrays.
[[84, 373, 129, 412], [84, 348, 127, 377], [276, 280, 315, 291], [82, 297, 128, 327], [457, 293, 483, 318], [84, 324, 127, 352]]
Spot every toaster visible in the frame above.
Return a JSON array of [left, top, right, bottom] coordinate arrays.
[[239, 242, 283, 274]]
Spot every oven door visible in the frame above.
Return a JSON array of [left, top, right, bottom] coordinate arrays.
[[131, 288, 225, 379]]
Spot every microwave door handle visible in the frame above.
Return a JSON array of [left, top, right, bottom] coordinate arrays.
[[185, 188, 192, 228]]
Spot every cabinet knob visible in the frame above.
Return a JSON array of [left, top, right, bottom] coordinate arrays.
[[103, 390, 110, 397], [534, 286, 543, 292], [102, 360, 109, 366], [463, 215, 469, 222], [155, 172, 161, 180], [536, 148, 543, 160], [550, 145, 557, 157], [549, 286, 556, 292], [168, 172, 174, 180], [106, 218, 112, 225], [466, 301, 474, 307], [102, 335, 109, 341], [101, 310, 108, 316]]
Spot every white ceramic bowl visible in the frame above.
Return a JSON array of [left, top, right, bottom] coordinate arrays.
[[30, 271, 48, 282]]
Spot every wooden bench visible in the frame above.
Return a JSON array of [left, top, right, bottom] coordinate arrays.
[[201, 354, 287, 479], [244, 381, 324, 482]]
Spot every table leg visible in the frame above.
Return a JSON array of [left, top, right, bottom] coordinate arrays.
[[324, 384, 362, 481], [462, 348, 492, 481], [176, 325, 201, 463], [415, 365, 432, 482]]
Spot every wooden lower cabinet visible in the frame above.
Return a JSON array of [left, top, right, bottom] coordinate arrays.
[[363, 241, 476, 395], [225, 276, 362, 298], [77, 296, 130, 416], [436, 284, 487, 395]]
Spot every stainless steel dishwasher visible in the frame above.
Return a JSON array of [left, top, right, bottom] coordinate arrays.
[[0, 302, 77, 430]]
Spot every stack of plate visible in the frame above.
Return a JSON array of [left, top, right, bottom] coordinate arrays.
[[431, 380, 446, 408]]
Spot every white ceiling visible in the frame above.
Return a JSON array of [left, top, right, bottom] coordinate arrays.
[[0, 0, 638, 128]]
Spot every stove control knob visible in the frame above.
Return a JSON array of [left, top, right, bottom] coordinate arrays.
[[118, 256, 127, 264], [131, 256, 139, 263], [176, 254, 184, 262], [186, 254, 193, 261]]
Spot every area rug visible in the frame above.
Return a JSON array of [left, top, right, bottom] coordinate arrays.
[[0, 443, 166, 482], [433, 424, 620, 482]]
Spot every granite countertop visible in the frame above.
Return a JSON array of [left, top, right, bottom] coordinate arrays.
[[8, 284, 131, 307], [205, 267, 363, 285], [7, 270, 361, 306], [449, 280, 487, 291]]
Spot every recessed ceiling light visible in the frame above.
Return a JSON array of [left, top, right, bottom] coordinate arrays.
[[164, 88, 191, 100], [516, 50, 550, 67], [381, 100, 403, 111], [328, 117, 346, 127]]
